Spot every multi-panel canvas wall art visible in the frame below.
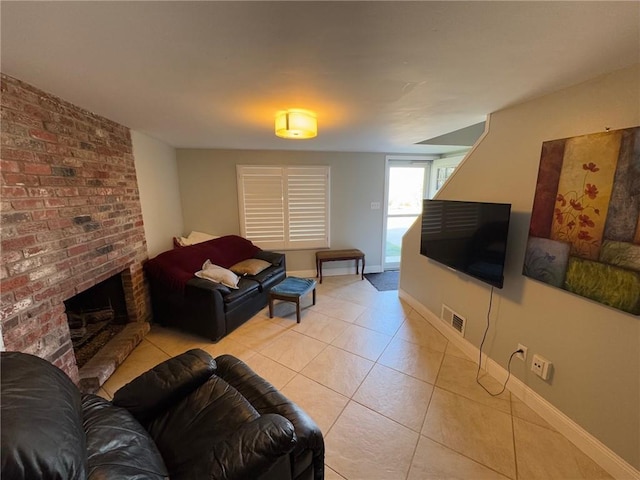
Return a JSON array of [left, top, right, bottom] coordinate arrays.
[[523, 126, 640, 315]]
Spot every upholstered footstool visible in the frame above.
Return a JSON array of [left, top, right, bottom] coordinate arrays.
[[268, 277, 317, 323]]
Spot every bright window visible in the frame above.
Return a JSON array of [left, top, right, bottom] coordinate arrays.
[[236, 165, 330, 250]]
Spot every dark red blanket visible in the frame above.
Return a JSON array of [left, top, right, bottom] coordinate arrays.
[[144, 235, 260, 291]]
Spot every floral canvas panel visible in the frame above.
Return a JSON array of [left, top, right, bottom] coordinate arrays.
[[523, 126, 640, 315]]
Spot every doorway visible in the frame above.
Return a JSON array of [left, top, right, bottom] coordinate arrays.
[[383, 158, 432, 270], [383, 154, 465, 270]]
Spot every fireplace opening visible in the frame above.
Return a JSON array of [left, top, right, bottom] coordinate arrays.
[[64, 272, 129, 369]]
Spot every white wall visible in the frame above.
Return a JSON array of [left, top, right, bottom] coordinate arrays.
[[400, 64, 640, 469], [132, 131, 184, 257], [176, 149, 387, 274]]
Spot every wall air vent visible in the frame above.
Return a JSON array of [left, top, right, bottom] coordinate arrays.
[[441, 304, 466, 336]]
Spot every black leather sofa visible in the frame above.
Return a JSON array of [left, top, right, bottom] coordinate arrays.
[[144, 235, 287, 341], [1, 349, 324, 480]]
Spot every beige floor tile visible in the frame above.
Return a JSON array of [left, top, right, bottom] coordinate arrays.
[[315, 281, 344, 298], [331, 324, 392, 361], [101, 339, 170, 397], [371, 295, 413, 316], [321, 274, 365, 286], [444, 340, 471, 360], [325, 465, 347, 480], [378, 336, 445, 384], [145, 324, 212, 356], [396, 311, 449, 352], [408, 435, 511, 480], [99, 274, 608, 480], [436, 354, 511, 414], [280, 374, 349, 434], [227, 317, 287, 350], [353, 363, 434, 432], [354, 307, 405, 336], [422, 388, 516, 479], [285, 310, 352, 344], [242, 353, 297, 390], [334, 285, 381, 307], [510, 395, 555, 431], [258, 330, 327, 371], [309, 297, 367, 323], [325, 401, 419, 480], [199, 335, 258, 363], [513, 418, 613, 480], [301, 345, 373, 397]]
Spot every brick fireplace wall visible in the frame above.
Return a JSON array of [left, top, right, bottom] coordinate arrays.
[[0, 74, 150, 382]]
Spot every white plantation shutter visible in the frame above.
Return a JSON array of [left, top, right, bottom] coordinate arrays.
[[237, 165, 330, 250]]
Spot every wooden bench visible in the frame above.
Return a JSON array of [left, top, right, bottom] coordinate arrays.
[[315, 249, 365, 284]]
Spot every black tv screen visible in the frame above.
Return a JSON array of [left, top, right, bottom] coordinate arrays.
[[420, 200, 511, 288]]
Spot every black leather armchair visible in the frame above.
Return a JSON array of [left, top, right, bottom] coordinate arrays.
[[1, 349, 324, 480]]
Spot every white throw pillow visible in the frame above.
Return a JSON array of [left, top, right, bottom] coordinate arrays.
[[195, 260, 239, 289], [177, 231, 219, 246]]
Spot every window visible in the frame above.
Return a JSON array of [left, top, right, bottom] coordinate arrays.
[[236, 165, 330, 250]]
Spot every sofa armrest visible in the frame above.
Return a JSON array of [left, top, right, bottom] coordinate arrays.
[[254, 250, 285, 267], [113, 349, 216, 425], [206, 414, 296, 480], [214, 355, 324, 480]]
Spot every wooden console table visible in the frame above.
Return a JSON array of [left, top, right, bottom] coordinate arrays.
[[315, 249, 365, 284]]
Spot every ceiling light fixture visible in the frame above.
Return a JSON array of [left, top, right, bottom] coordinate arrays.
[[275, 109, 317, 139]]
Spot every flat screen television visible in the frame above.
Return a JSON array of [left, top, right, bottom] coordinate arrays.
[[420, 199, 511, 288]]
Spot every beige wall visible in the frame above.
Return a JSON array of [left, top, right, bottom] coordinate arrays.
[[176, 150, 387, 273], [400, 64, 640, 468], [132, 131, 184, 257]]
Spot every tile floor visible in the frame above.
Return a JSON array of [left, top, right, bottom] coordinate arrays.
[[99, 275, 613, 480]]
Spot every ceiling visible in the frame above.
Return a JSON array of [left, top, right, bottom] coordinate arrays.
[[1, 1, 638, 154]]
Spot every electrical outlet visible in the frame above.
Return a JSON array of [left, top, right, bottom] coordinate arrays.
[[516, 343, 527, 361], [531, 354, 552, 380]]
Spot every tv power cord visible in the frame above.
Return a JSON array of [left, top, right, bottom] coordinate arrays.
[[476, 286, 524, 397]]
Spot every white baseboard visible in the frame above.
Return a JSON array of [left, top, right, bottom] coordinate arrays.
[[399, 288, 640, 480], [288, 264, 383, 279]]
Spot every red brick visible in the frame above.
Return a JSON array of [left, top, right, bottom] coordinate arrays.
[[16, 221, 49, 234], [1, 108, 43, 130], [0, 274, 29, 291], [1, 122, 28, 136], [1, 133, 46, 152], [24, 163, 52, 175], [1, 211, 32, 224], [27, 187, 55, 197], [11, 198, 44, 210], [0, 90, 26, 109], [32, 209, 58, 221], [2, 249, 23, 263], [2, 185, 28, 197], [47, 217, 73, 229], [29, 129, 58, 143], [24, 244, 56, 258], [67, 244, 89, 256], [0, 148, 35, 162], [46, 143, 72, 156], [0, 159, 20, 172], [3, 173, 40, 186], [43, 198, 67, 208], [28, 265, 57, 281], [55, 187, 79, 197]]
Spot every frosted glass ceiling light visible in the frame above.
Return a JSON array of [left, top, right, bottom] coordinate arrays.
[[275, 109, 317, 139]]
